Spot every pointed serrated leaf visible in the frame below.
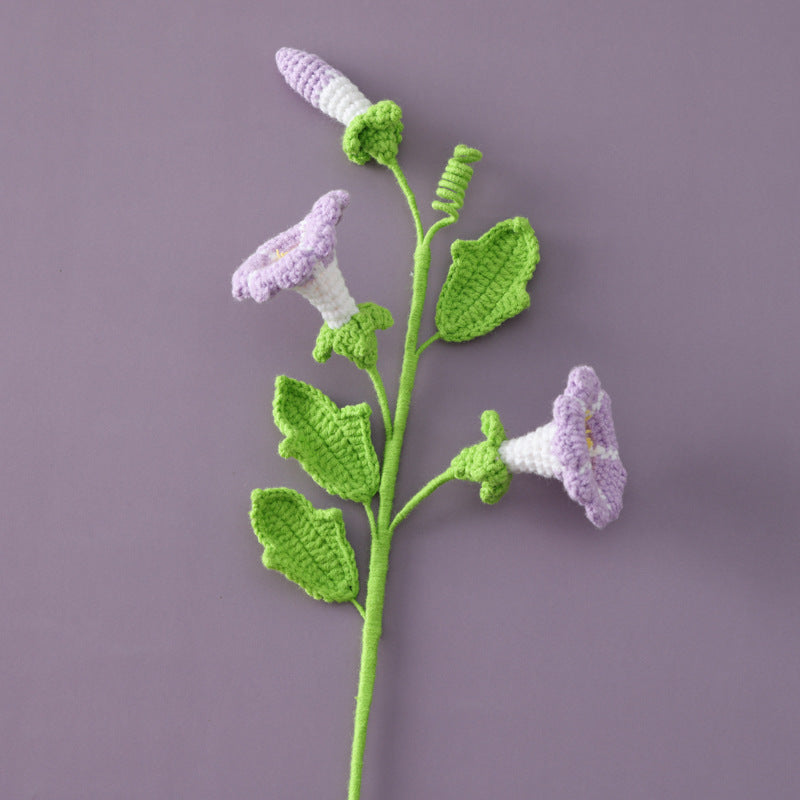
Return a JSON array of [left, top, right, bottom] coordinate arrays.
[[273, 376, 380, 502], [249, 488, 359, 602], [435, 217, 540, 342]]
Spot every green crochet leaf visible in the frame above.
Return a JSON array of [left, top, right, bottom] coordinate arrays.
[[450, 410, 511, 504], [273, 376, 380, 503], [313, 302, 394, 370], [435, 217, 540, 342], [342, 100, 404, 166], [250, 487, 359, 603]]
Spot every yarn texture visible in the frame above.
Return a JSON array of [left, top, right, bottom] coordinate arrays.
[[497, 366, 627, 528], [313, 302, 394, 369], [232, 189, 350, 304], [431, 145, 483, 224], [273, 375, 380, 503], [250, 487, 359, 602], [342, 100, 404, 166], [450, 410, 511, 504], [435, 216, 540, 342], [551, 366, 626, 528]]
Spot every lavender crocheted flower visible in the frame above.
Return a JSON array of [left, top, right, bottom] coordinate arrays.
[[498, 366, 626, 528], [232, 191, 357, 325], [551, 366, 626, 528], [275, 47, 403, 166]]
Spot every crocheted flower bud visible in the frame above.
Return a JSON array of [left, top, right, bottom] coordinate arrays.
[[275, 47, 372, 126], [275, 47, 403, 166], [232, 190, 358, 328], [499, 366, 627, 528]]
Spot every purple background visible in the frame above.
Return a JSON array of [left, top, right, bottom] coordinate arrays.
[[3, 1, 800, 798]]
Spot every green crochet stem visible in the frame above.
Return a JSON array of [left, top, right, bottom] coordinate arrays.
[[390, 467, 456, 533], [347, 157, 448, 800], [362, 501, 377, 539], [416, 331, 441, 357], [366, 365, 392, 439], [351, 598, 366, 619]]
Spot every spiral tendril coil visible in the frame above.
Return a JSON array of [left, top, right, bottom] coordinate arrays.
[[431, 144, 483, 224]]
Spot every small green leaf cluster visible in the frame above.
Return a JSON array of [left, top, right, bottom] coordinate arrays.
[[313, 303, 394, 370]]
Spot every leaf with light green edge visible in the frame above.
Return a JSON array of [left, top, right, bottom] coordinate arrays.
[[435, 217, 540, 342], [249, 487, 359, 603], [273, 376, 380, 503]]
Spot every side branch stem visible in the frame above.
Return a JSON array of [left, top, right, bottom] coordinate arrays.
[[416, 332, 441, 357], [390, 161, 424, 245], [390, 467, 456, 533], [366, 366, 393, 440]]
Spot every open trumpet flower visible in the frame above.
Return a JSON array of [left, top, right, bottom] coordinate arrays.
[[232, 190, 358, 329], [499, 366, 627, 528]]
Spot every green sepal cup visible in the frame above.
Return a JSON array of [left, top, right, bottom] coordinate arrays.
[[342, 101, 404, 166], [450, 410, 511, 504], [313, 302, 394, 370]]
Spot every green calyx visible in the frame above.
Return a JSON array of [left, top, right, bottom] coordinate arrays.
[[450, 410, 511, 504], [342, 100, 404, 166], [313, 302, 394, 370]]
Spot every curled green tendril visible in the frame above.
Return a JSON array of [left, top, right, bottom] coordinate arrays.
[[431, 144, 483, 225]]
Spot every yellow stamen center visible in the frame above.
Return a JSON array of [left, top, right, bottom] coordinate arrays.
[[274, 243, 300, 260], [585, 409, 594, 450]]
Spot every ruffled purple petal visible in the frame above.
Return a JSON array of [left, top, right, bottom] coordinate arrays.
[[231, 190, 350, 303], [245, 250, 312, 302], [564, 365, 601, 408], [552, 366, 626, 529], [232, 223, 303, 300]]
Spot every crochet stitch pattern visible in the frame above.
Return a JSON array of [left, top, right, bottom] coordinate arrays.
[[435, 216, 540, 342], [250, 487, 359, 603], [231, 48, 628, 800], [273, 375, 380, 503]]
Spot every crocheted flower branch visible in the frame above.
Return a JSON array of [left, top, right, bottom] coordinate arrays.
[[233, 47, 627, 800]]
